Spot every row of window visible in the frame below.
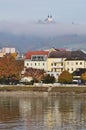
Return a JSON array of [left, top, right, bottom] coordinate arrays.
[[51, 63, 63, 66], [67, 68, 74, 71], [51, 68, 63, 72], [51, 62, 83, 66], [67, 62, 83, 65], [26, 62, 45, 66], [31, 56, 46, 61]]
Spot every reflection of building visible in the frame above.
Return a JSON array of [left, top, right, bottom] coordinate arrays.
[[44, 98, 61, 129], [19, 99, 31, 119], [0, 98, 20, 122], [19, 97, 48, 130]]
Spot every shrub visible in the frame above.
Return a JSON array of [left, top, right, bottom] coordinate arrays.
[[58, 70, 73, 84], [42, 74, 55, 84]]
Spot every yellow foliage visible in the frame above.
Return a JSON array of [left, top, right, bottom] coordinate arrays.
[[81, 72, 86, 81], [10, 53, 18, 59]]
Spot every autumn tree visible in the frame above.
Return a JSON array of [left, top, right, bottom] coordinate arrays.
[[58, 70, 73, 84], [81, 72, 86, 83], [0, 55, 24, 84], [24, 67, 44, 82]]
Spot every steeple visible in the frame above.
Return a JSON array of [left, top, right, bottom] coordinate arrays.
[[47, 14, 53, 23]]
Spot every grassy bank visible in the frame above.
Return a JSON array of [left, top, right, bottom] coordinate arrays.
[[0, 85, 86, 93], [0, 85, 48, 92], [51, 86, 86, 93]]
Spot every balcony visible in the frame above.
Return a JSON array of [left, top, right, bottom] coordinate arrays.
[[51, 66, 63, 69]]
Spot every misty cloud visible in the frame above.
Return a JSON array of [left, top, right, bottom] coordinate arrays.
[[0, 21, 86, 36]]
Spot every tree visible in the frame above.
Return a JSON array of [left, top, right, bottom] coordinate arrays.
[[81, 72, 86, 83], [0, 55, 24, 84], [58, 70, 73, 84], [42, 74, 55, 84], [24, 68, 44, 82]]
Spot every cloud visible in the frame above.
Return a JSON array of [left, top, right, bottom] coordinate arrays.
[[0, 21, 86, 36]]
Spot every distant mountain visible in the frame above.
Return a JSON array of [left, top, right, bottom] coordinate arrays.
[[0, 32, 86, 52]]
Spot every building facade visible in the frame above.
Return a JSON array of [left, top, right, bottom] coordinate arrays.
[[24, 51, 49, 71], [47, 50, 70, 80], [64, 50, 86, 73], [2, 47, 16, 54], [24, 49, 86, 81]]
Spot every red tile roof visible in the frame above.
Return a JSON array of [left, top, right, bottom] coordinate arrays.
[[25, 51, 49, 59]]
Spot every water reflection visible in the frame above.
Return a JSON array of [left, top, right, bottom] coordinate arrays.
[[0, 97, 20, 122], [0, 95, 86, 130]]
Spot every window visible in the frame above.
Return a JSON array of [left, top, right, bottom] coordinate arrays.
[[38, 56, 40, 60], [35, 63, 36, 66], [80, 62, 82, 65], [61, 62, 63, 66], [32, 55, 45, 61], [32, 56, 36, 60], [51, 63, 53, 66], [54, 68, 57, 72], [54, 63, 56, 66], [43, 63, 45, 66], [71, 68, 73, 71], [76, 62, 78, 65], [27, 63, 29, 66]]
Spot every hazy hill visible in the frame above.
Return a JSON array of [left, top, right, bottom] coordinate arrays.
[[0, 32, 86, 52]]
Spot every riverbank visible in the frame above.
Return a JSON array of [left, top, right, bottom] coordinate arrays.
[[0, 86, 86, 97], [0, 85, 86, 94], [0, 85, 48, 92]]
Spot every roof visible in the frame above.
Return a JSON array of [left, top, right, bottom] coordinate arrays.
[[25, 51, 49, 59], [65, 50, 86, 60], [48, 50, 71, 58]]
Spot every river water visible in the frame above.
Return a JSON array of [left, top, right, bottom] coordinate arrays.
[[0, 93, 86, 130]]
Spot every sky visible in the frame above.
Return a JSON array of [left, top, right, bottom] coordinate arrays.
[[0, 0, 86, 51], [0, 0, 86, 23], [0, 0, 86, 35]]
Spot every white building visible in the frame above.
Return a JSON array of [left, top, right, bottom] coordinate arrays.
[[64, 50, 86, 73], [24, 50, 49, 71], [47, 50, 70, 81], [2, 47, 16, 54]]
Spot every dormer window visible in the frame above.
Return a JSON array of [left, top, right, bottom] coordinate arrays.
[[31, 55, 46, 61]]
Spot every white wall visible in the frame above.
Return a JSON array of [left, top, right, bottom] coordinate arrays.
[[24, 59, 48, 71], [64, 60, 85, 73]]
